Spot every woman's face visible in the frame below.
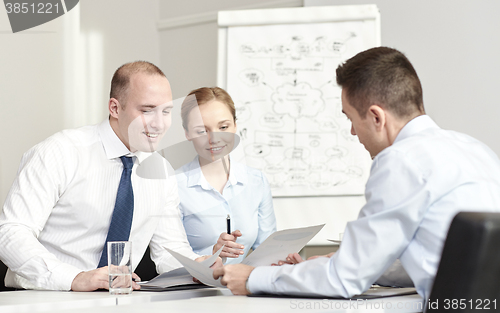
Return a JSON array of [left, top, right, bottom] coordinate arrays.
[[185, 100, 237, 165]]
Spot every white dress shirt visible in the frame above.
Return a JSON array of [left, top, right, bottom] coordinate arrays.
[[0, 120, 199, 290], [248, 115, 500, 300], [176, 156, 276, 264]]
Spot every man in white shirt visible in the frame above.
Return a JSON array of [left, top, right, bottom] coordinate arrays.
[[0, 61, 209, 291], [213, 47, 500, 300]]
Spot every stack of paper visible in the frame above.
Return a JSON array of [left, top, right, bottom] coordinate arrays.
[[162, 224, 325, 288], [137, 267, 200, 291]]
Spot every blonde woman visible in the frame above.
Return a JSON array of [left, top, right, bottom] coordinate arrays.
[[176, 87, 276, 264]]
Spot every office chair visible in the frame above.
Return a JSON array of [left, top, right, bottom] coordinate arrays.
[[0, 260, 15, 291], [134, 246, 158, 282], [426, 212, 500, 312]]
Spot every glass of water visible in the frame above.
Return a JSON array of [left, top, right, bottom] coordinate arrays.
[[107, 241, 132, 295]]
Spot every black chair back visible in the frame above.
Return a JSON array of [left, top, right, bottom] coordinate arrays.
[[134, 246, 158, 282], [426, 212, 500, 312], [1, 260, 15, 291]]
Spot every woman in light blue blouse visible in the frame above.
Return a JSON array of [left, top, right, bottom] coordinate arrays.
[[176, 87, 276, 264]]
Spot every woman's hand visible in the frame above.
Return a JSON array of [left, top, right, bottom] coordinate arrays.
[[213, 230, 244, 258]]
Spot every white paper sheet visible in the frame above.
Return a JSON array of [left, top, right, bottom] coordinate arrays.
[[137, 247, 224, 290], [199, 248, 223, 267], [137, 267, 196, 290], [165, 225, 324, 286], [327, 239, 341, 245], [165, 246, 225, 288], [242, 224, 324, 267]]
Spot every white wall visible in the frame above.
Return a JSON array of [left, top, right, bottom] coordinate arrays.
[[80, 0, 161, 110], [158, 0, 303, 98], [0, 0, 161, 204], [0, 7, 67, 205]]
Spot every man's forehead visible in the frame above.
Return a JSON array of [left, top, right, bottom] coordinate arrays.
[[340, 89, 349, 101], [340, 99, 347, 113], [340, 90, 351, 109]]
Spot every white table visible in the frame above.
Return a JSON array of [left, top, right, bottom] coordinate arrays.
[[0, 288, 232, 313], [51, 293, 424, 313], [0, 289, 423, 313]]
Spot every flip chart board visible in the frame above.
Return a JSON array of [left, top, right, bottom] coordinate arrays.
[[218, 5, 380, 197]]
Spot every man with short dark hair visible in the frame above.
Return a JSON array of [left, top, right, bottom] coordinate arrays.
[[214, 47, 500, 300], [0, 61, 208, 291]]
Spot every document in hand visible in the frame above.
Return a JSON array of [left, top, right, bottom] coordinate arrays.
[[137, 267, 199, 291], [166, 224, 325, 288], [248, 286, 418, 299], [242, 224, 324, 267], [138, 247, 223, 291], [167, 248, 226, 288]]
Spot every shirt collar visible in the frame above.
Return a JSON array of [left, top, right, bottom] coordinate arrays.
[[393, 115, 440, 144], [98, 119, 152, 164], [185, 156, 208, 189], [185, 155, 247, 190], [228, 159, 247, 185]]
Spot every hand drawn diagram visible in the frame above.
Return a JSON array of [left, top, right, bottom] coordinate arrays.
[[226, 21, 375, 196]]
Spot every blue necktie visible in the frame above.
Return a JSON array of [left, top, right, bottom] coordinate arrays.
[[97, 156, 135, 268]]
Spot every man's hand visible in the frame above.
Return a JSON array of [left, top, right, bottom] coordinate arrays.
[[195, 255, 223, 269], [213, 230, 244, 258], [213, 264, 255, 295], [191, 255, 224, 283], [71, 267, 108, 291], [132, 273, 141, 289], [71, 267, 142, 291], [272, 251, 336, 266], [308, 251, 335, 260], [274, 252, 304, 265]]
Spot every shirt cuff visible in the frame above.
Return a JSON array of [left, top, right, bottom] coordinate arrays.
[[247, 266, 281, 294], [49, 262, 85, 291]]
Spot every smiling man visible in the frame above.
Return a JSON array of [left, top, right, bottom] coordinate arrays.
[[109, 67, 173, 153], [0, 61, 207, 291], [213, 47, 500, 301]]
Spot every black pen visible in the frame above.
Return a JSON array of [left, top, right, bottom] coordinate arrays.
[[226, 214, 231, 234]]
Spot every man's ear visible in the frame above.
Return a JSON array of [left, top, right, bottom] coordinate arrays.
[[109, 98, 120, 118], [367, 105, 386, 131]]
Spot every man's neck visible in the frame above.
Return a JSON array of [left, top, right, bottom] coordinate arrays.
[[109, 117, 135, 153], [387, 112, 424, 146]]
